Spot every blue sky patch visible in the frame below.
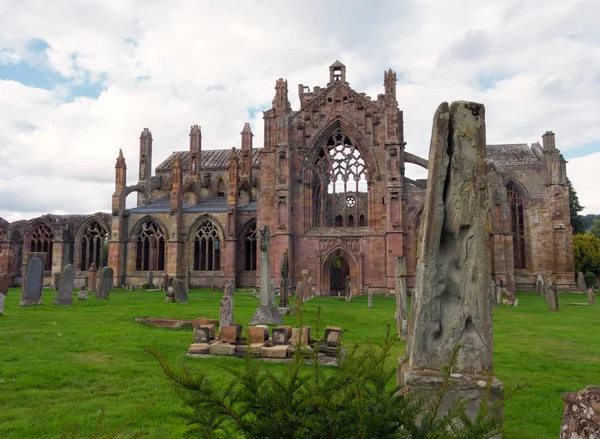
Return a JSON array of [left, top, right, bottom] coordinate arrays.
[[563, 141, 600, 159]]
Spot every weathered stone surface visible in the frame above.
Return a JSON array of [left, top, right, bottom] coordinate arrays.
[[344, 276, 351, 302], [490, 280, 498, 308], [272, 327, 290, 345], [88, 264, 97, 293], [367, 290, 373, 308], [547, 282, 559, 311], [194, 324, 216, 343], [278, 249, 289, 307], [219, 293, 235, 326], [536, 273, 544, 296], [576, 271, 586, 291], [294, 281, 303, 309], [249, 304, 283, 325], [188, 343, 210, 355], [234, 343, 264, 357], [250, 226, 283, 325], [291, 327, 311, 345], [305, 276, 313, 301], [324, 326, 342, 346], [394, 256, 408, 340], [161, 274, 170, 291], [248, 325, 269, 343], [220, 324, 242, 342], [588, 288, 596, 305], [210, 341, 236, 356], [224, 279, 235, 297], [560, 386, 600, 439], [172, 278, 188, 303], [400, 102, 501, 425], [54, 264, 75, 305], [20, 253, 45, 306], [192, 317, 220, 328], [0, 277, 8, 297], [0, 293, 5, 315], [96, 267, 113, 300], [147, 271, 154, 289], [261, 345, 289, 358], [78, 289, 88, 300], [53, 273, 61, 291]]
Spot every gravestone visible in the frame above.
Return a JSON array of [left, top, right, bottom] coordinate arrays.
[[165, 286, 174, 302], [0, 278, 7, 315], [560, 386, 600, 439], [344, 276, 351, 302], [54, 264, 75, 305], [78, 287, 88, 300], [490, 280, 498, 308], [536, 273, 544, 296], [147, 271, 154, 289], [294, 281, 303, 310], [172, 278, 188, 304], [547, 282, 559, 311], [220, 293, 234, 327], [224, 279, 235, 297], [185, 268, 191, 292], [305, 276, 313, 301], [96, 267, 113, 300], [88, 263, 97, 293], [576, 271, 586, 291], [53, 273, 62, 292], [20, 253, 45, 306], [0, 292, 4, 315], [278, 249, 289, 307], [301, 270, 309, 300], [367, 290, 373, 308], [394, 256, 408, 340], [250, 226, 283, 325], [587, 288, 595, 306], [399, 101, 503, 421]]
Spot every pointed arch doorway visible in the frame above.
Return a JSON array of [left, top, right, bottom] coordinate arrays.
[[320, 248, 360, 297], [329, 253, 350, 296]]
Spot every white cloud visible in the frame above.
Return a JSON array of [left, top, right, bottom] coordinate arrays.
[[0, 0, 599, 222], [567, 153, 600, 215]]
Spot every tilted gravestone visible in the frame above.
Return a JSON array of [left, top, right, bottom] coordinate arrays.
[[172, 278, 188, 304], [96, 267, 113, 300], [399, 101, 502, 421], [394, 256, 408, 340], [250, 225, 283, 325], [54, 264, 75, 305], [20, 253, 46, 306]]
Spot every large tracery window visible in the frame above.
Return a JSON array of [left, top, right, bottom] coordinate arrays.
[[135, 220, 165, 271], [29, 223, 53, 270], [244, 222, 257, 271], [193, 219, 221, 271], [311, 132, 369, 227], [79, 221, 108, 271], [507, 182, 526, 270]]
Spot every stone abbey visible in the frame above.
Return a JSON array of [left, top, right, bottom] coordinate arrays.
[[0, 61, 576, 293]]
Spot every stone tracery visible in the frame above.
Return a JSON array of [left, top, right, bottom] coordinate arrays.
[[28, 222, 53, 270], [193, 219, 221, 271], [134, 219, 165, 271]]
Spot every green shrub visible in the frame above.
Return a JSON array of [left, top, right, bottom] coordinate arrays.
[[147, 311, 519, 439], [584, 272, 596, 289]]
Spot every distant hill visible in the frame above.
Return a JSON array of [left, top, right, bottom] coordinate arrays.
[[583, 214, 600, 231]]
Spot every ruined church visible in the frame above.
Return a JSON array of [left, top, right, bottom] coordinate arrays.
[[0, 61, 576, 293]]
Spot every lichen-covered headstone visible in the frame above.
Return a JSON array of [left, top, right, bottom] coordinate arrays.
[[220, 294, 234, 327], [560, 386, 600, 439], [0, 291, 5, 315], [250, 226, 283, 325], [278, 250, 289, 308], [536, 273, 544, 296], [394, 256, 408, 340], [399, 101, 502, 421], [78, 287, 88, 300], [294, 281, 303, 310], [20, 253, 45, 306], [88, 263, 97, 293], [224, 280, 235, 297], [344, 276, 351, 302], [576, 271, 586, 291], [367, 290, 373, 308], [54, 264, 74, 305], [172, 278, 188, 304], [547, 282, 559, 311], [587, 288, 595, 306], [96, 267, 113, 300]]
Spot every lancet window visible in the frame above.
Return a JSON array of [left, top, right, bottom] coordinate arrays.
[[79, 221, 108, 271], [193, 219, 221, 271], [311, 132, 369, 227], [244, 222, 257, 271], [135, 220, 165, 271], [29, 223, 53, 270], [507, 182, 526, 269]]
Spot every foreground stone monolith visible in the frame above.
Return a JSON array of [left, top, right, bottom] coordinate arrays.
[[399, 101, 503, 423], [20, 253, 45, 306], [560, 386, 600, 438], [250, 225, 283, 325], [172, 278, 188, 303], [394, 256, 408, 340], [96, 267, 113, 300], [54, 264, 75, 305]]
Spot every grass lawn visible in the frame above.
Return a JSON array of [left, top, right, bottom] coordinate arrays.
[[0, 287, 598, 438]]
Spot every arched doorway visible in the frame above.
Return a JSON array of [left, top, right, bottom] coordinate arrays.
[[329, 253, 350, 296]]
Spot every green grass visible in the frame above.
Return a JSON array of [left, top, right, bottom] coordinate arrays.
[[0, 288, 598, 438]]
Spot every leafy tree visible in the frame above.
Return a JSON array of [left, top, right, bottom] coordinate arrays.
[[589, 219, 600, 240], [147, 312, 519, 439], [567, 178, 585, 235], [582, 214, 600, 230], [573, 234, 600, 275]]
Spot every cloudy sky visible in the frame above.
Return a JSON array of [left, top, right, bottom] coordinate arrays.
[[0, 0, 598, 222]]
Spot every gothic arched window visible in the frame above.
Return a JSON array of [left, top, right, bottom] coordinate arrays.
[[507, 182, 526, 269], [244, 222, 257, 271], [193, 219, 221, 271], [29, 223, 53, 271], [216, 179, 225, 197], [79, 221, 108, 271], [135, 220, 166, 271], [311, 132, 368, 227]]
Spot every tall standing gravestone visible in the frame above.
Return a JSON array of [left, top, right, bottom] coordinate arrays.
[[147, 271, 154, 289], [220, 280, 235, 327], [394, 256, 408, 340], [399, 102, 503, 421], [547, 281, 559, 311], [536, 273, 544, 296], [344, 276, 351, 302], [576, 271, 586, 291], [54, 264, 75, 305], [96, 267, 113, 300], [172, 278, 188, 304], [20, 253, 46, 306], [249, 226, 283, 325], [88, 263, 98, 293], [278, 249, 289, 308]]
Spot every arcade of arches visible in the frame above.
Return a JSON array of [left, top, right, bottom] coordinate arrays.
[[0, 62, 576, 291]]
